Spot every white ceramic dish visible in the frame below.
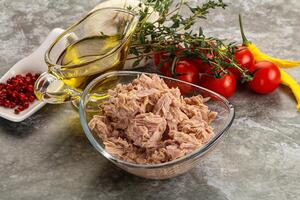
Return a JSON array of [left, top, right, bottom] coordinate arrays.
[[0, 28, 65, 122]]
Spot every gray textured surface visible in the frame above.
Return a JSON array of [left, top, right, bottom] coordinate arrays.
[[0, 0, 300, 200]]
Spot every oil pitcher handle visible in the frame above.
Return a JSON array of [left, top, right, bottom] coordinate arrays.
[[34, 72, 81, 104]]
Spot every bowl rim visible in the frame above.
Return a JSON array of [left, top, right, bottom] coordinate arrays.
[[79, 70, 235, 169]]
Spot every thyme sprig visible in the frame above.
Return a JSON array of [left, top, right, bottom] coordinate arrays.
[[127, 0, 252, 82]]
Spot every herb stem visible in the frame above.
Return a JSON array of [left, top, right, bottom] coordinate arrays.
[[127, 0, 252, 81]]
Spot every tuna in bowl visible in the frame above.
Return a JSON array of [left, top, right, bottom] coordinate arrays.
[[79, 71, 235, 179]]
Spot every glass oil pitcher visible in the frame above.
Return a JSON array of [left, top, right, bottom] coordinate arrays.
[[34, 7, 139, 104]]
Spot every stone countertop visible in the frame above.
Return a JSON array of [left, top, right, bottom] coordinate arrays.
[[0, 0, 299, 200]]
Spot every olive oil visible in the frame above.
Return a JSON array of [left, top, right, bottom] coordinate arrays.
[[52, 34, 127, 90], [34, 7, 139, 104]]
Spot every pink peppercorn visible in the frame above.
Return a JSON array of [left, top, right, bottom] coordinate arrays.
[[0, 73, 40, 114]]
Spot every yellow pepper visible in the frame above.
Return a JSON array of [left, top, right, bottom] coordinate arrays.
[[239, 15, 300, 110], [279, 68, 300, 109], [246, 43, 300, 68]]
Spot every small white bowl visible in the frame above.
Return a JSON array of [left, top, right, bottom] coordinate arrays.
[[0, 28, 65, 122]]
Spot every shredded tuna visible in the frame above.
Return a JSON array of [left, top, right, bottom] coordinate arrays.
[[127, 113, 167, 148], [88, 74, 217, 164]]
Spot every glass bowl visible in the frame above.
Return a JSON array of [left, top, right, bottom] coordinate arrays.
[[79, 71, 235, 179]]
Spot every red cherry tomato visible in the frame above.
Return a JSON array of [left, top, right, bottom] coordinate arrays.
[[174, 60, 199, 94], [175, 44, 184, 57], [230, 46, 255, 80], [188, 53, 214, 73], [153, 45, 183, 67], [160, 59, 199, 94], [199, 70, 236, 99], [153, 52, 161, 66], [235, 46, 255, 70], [248, 61, 281, 94], [159, 60, 172, 77], [153, 51, 169, 66], [188, 57, 203, 68], [227, 68, 239, 80], [175, 60, 199, 84]]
